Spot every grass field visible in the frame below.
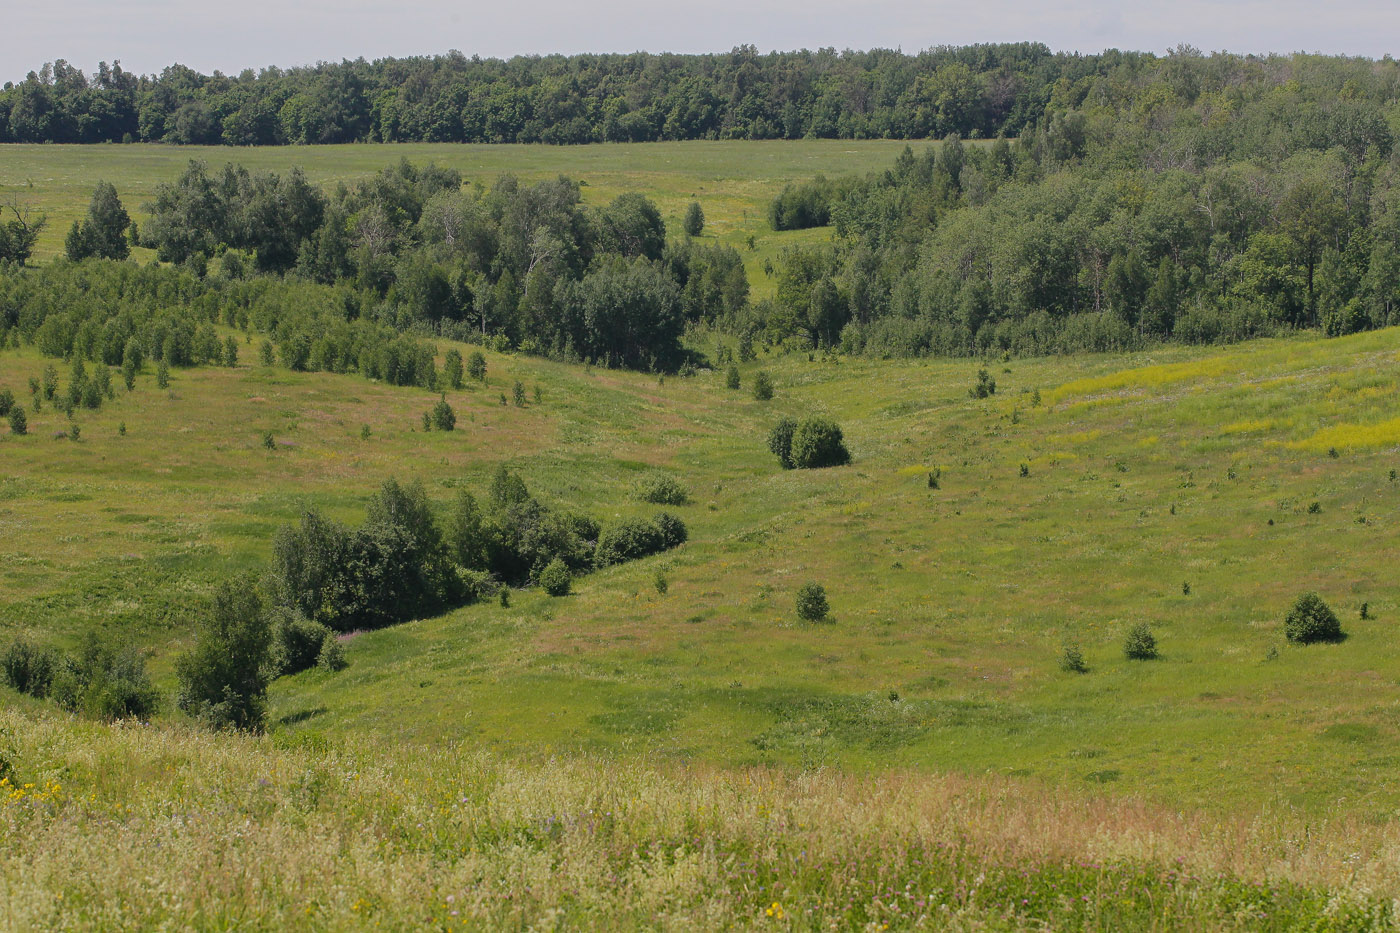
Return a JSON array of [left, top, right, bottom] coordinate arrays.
[[0, 140, 916, 297], [4, 324, 1400, 819]]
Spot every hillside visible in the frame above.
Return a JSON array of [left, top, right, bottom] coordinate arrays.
[[5, 325, 1400, 816]]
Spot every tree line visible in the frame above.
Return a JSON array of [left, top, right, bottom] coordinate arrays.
[[756, 48, 1400, 356], [8, 44, 1142, 146]]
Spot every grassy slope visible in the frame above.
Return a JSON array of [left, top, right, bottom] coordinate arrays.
[[0, 139, 916, 298], [4, 326, 1400, 817]]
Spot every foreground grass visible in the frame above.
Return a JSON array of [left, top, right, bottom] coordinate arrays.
[[2, 706, 1397, 932]]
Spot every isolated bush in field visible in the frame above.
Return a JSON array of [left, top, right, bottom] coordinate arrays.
[[96, 366, 114, 399], [752, 370, 774, 400], [262, 431, 275, 450], [633, 471, 689, 505], [725, 365, 741, 390], [796, 582, 829, 622], [970, 368, 997, 398], [1284, 592, 1342, 644], [0, 388, 13, 417], [467, 351, 487, 381], [430, 395, 456, 431], [177, 577, 273, 732], [259, 340, 275, 366], [443, 349, 464, 389], [156, 359, 170, 389], [683, 201, 705, 237], [41, 364, 58, 400], [790, 418, 850, 469], [272, 611, 331, 676], [1123, 623, 1158, 660], [82, 379, 103, 410], [654, 570, 669, 594], [7, 407, 27, 435], [538, 558, 572, 596], [653, 512, 688, 549], [2, 638, 58, 698], [513, 381, 526, 406], [1060, 641, 1088, 673], [768, 417, 797, 469], [68, 424, 80, 442]]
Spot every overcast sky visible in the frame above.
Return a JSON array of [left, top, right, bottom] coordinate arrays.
[[8, 0, 1398, 83]]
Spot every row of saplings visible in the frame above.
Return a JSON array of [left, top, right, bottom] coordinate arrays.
[[1, 469, 687, 731], [1059, 592, 1350, 672]]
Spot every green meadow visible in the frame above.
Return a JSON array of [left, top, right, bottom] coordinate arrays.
[[4, 319, 1400, 815]]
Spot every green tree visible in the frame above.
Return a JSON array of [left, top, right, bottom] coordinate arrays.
[[175, 577, 273, 732], [467, 351, 487, 381], [64, 181, 131, 262], [6, 406, 25, 436], [683, 201, 705, 237], [796, 582, 829, 622], [1284, 592, 1342, 644], [156, 359, 170, 389], [790, 418, 850, 468], [430, 395, 456, 431], [222, 335, 238, 367], [767, 416, 797, 469], [752, 370, 774, 400], [443, 348, 464, 389]]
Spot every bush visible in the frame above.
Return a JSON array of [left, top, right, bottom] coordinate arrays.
[[1059, 642, 1088, 673], [796, 582, 829, 622], [513, 381, 526, 406], [156, 359, 170, 389], [790, 418, 850, 469], [752, 370, 774, 400], [176, 578, 273, 732], [595, 513, 687, 566], [768, 417, 797, 469], [970, 368, 997, 398], [443, 349, 464, 389], [7, 407, 26, 435], [538, 558, 572, 596], [2, 638, 58, 698], [725, 365, 741, 390], [0, 388, 13, 417], [272, 611, 332, 676], [430, 395, 456, 431], [467, 351, 487, 381], [1284, 591, 1342, 644], [1123, 623, 1158, 660], [49, 633, 160, 721], [633, 471, 689, 505], [683, 201, 705, 237], [316, 632, 348, 672]]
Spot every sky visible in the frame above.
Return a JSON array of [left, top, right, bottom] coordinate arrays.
[[8, 0, 1399, 83]]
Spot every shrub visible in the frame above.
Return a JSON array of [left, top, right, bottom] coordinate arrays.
[[259, 340, 275, 366], [467, 351, 487, 381], [633, 471, 689, 505], [752, 370, 774, 400], [2, 639, 58, 698], [767, 417, 797, 468], [272, 611, 332, 676], [41, 365, 58, 400], [7, 407, 26, 435], [443, 349, 464, 389], [0, 388, 13, 417], [970, 368, 997, 398], [430, 395, 456, 431], [683, 201, 705, 237], [513, 381, 526, 406], [1060, 642, 1088, 673], [1284, 592, 1342, 644], [1123, 623, 1158, 660], [156, 359, 170, 389], [68, 423, 80, 442], [654, 570, 669, 594], [316, 632, 348, 672], [222, 335, 239, 367], [796, 582, 829, 622], [50, 633, 160, 721], [262, 431, 275, 450], [725, 365, 741, 390], [538, 558, 572, 596], [790, 418, 850, 469], [595, 514, 687, 565], [176, 578, 273, 732]]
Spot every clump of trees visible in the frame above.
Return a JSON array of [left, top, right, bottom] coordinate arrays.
[[2, 633, 159, 721], [768, 417, 851, 469]]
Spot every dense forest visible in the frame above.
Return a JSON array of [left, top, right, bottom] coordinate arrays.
[[759, 51, 1400, 355], [3, 44, 1129, 145]]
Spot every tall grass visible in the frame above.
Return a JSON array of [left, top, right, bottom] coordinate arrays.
[[2, 708, 1397, 931]]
